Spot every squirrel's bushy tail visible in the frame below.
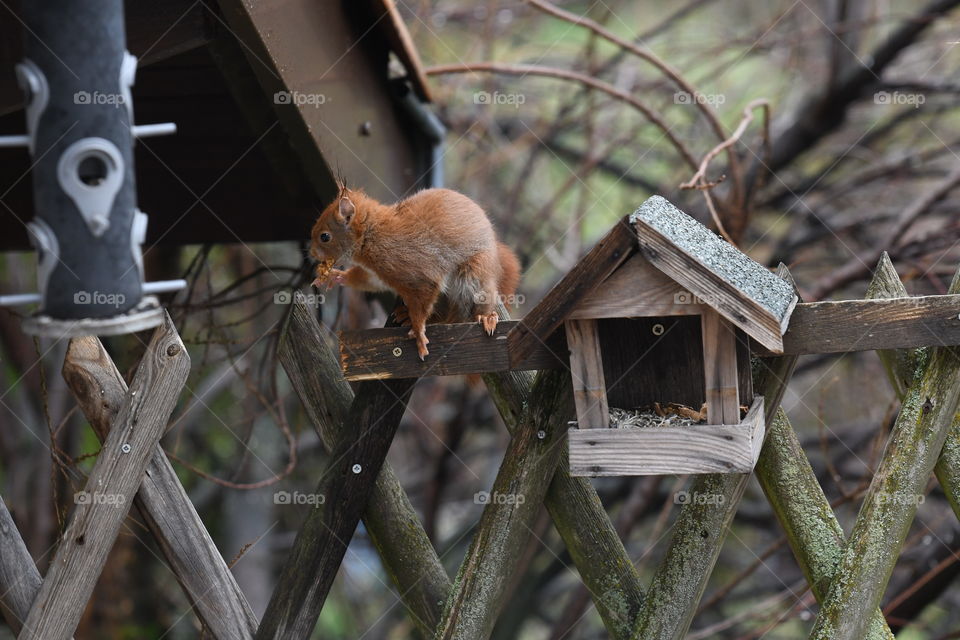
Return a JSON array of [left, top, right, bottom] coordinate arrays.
[[497, 242, 521, 298]]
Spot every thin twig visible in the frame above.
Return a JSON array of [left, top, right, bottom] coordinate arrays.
[[425, 61, 700, 170]]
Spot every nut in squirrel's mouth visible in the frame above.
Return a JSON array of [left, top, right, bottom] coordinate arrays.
[[311, 258, 336, 288]]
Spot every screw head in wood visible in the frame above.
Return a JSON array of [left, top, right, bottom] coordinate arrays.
[[121, 443, 131, 454], [352, 464, 362, 474], [392, 347, 402, 357], [166, 343, 181, 356], [652, 323, 665, 336]]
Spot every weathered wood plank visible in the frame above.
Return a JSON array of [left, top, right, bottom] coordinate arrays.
[[0, 498, 45, 636], [809, 268, 960, 640], [61, 335, 258, 639], [256, 310, 417, 639], [508, 218, 636, 365], [756, 408, 894, 639], [21, 313, 190, 640], [435, 369, 574, 639], [341, 295, 960, 379], [569, 397, 763, 476], [701, 310, 740, 425], [340, 320, 567, 380], [277, 294, 449, 635], [565, 319, 609, 428], [569, 253, 702, 319], [773, 294, 960, 355], [630, 265, 799, 640], [865, 253, 922, 399]]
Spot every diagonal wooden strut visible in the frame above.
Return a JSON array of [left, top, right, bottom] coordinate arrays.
[[276, 295, 450, 636], [20, 313, 190, 640], [62, 334, 258, 639], [809, 260, 960, 639], [255, 307, 417, 639]]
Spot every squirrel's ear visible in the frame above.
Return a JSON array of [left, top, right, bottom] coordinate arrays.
[[336, 197, 355, 225]]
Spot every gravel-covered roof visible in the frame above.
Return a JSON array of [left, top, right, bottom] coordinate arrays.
[[629, 195, 795, 322]]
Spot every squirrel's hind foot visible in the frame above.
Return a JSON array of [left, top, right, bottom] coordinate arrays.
[[477, 313, 499, 336]]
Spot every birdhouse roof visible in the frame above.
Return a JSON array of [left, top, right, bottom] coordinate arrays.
[[630, 196, 797, 351], [509, 196, 797, 359]]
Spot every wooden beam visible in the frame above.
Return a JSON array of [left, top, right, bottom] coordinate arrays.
[[434, 369, 574, 639], [61, 335, 258, 639], [508, 218, 636, 366], [340, 320, 568, 380], [0, 498, 49, 637], [774, 294, 960, 355], [341, 295, 960, 380], [569, 397, 763, 476], [481, 305, 645, 638], [255, 309, 417, 639], [701, 310, 740, 425], [278, 294, 450, 635], [565, 319, 609, 428], [21, 313, 190, 640]]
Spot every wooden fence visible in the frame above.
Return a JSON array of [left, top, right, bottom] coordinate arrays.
[[1, 255, 960, 639]]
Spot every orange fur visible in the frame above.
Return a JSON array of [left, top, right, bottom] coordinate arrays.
[[310, 187, 522, 359]]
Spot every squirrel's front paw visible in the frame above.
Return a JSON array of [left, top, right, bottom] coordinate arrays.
[[312, 268, 347, 290]]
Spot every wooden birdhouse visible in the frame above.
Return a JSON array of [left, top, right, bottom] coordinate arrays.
[[545, 196, 798, 476]]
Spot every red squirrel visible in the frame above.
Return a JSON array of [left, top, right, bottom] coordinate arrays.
[[309, 185, 521, 360]]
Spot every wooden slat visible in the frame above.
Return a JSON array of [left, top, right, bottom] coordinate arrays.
[[569, 397, 764, 476], [256, 307, 417, 639], [340, 320, 568, 380], [565, 319, 609, 428], [21, 313, 190, 640], [508, 218, 636, 365], [635, 219, 793, 353], [702, 310, 740, 425], [61, 336, 258, 639], [342, 295, 960, 379], [775, 295, 960, 355], [569, 253, 703, 319], [278, 294, 450, 636], [0, 498, 48, 637]]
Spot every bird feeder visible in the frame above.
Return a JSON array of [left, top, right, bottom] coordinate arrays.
[[561, 196, 796, 475]]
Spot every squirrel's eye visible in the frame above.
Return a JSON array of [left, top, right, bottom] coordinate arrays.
[[319, 232, 331, 243]]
